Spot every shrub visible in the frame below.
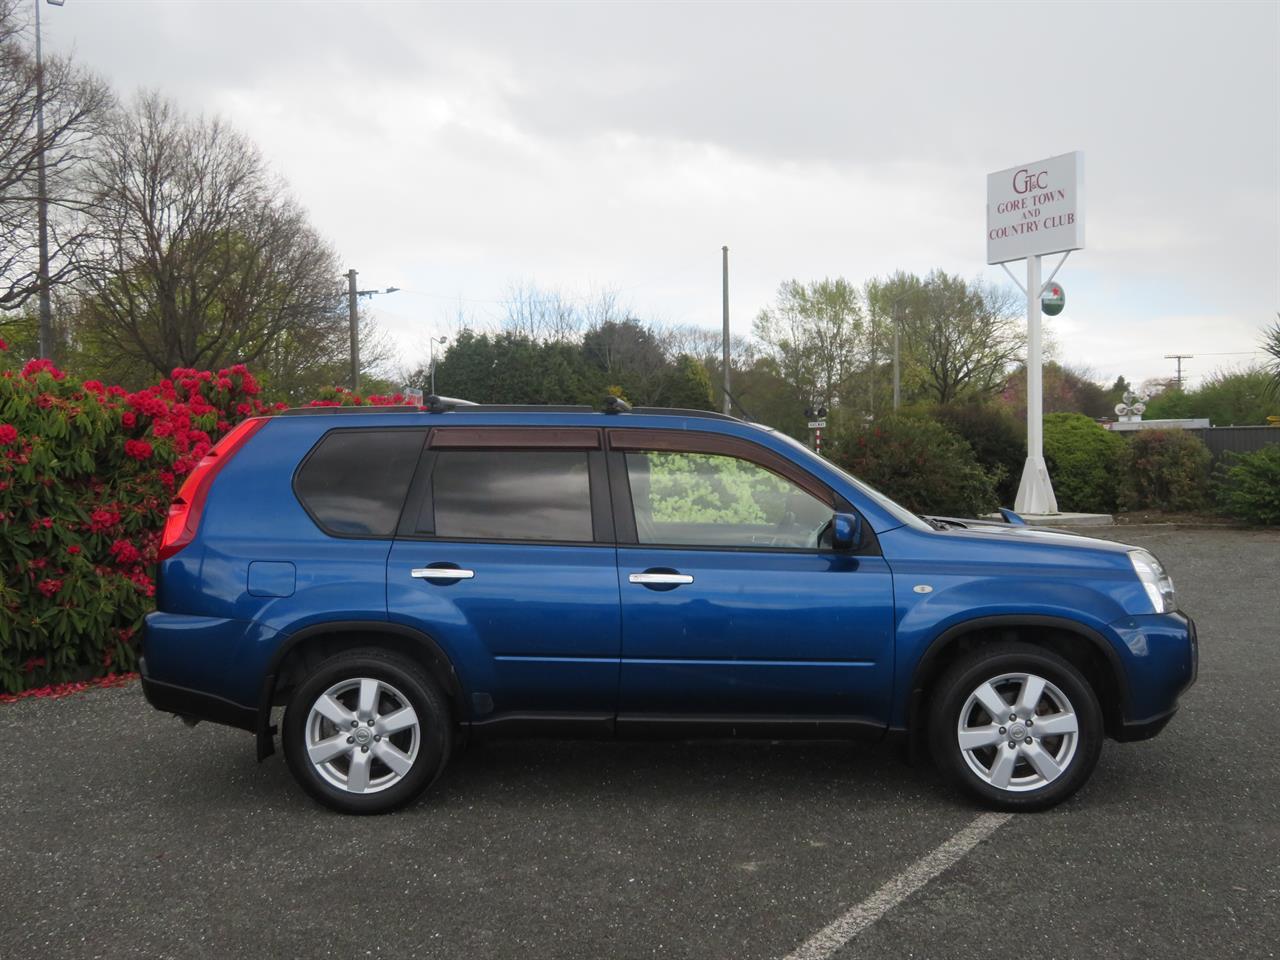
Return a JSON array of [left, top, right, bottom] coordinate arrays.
[[1042, 413, 1125, 512], [1119, 430, 1212, 512], [829, 415, 998, 517], [1215, 445, 1280, 525], [932, 402, 1026, 506], [0, 345, 411, 693]]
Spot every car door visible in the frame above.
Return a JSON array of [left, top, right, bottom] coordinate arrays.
[[608, 428, 895, 733], [386, 427, 621, 730]]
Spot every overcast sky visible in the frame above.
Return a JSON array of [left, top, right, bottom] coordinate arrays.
[[45, 0, 1280, 388]]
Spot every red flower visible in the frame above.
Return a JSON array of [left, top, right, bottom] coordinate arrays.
[[124, 439, 153, 460], [89, 508, 121, 532], [37, 578, 63, 598], [0, 337, 7, 351], [67, 544, 81, 555], [21, 358, 65, 380], [0, 424, 16, 446], [109, 539, 142, 566], [121, 412, 137, 428]]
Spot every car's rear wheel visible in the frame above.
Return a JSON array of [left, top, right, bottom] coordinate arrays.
[[283, 647, 451, 814], [929, 642, 1103, 811]]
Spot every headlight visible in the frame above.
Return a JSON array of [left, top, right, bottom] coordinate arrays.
[[1128, 549, 1176, 613]]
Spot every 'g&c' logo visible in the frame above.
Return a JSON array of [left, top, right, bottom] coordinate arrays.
[[1013, 168, 1048, 194]]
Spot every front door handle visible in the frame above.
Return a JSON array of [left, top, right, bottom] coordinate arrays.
[[629, 572, 694, 585], [411, 567, 475, 580]]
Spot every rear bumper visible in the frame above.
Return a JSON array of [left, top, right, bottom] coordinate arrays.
[[139, 656, 257, 732]]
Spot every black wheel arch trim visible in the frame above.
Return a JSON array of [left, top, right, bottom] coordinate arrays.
[[256, 619, 465, 760], [905, 613, 1128, 752]]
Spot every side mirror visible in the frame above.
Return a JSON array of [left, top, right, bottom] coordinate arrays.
[[832, 512, 862, 551]]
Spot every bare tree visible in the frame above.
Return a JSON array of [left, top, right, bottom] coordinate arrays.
[[0, 0, 111, 316], [76, 93, 344, 382]]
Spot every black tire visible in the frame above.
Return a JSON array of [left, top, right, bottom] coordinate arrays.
[[282, 647, 452, 814], [928, 642, 1103, 812]]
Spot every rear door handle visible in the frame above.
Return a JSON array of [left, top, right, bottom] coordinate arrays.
[[411, 568, 475, 580], [628, 572, 694, 585]]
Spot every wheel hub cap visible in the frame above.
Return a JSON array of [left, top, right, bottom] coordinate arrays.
[[956, 671, 1080, 793], [304, 677, 422, 795]]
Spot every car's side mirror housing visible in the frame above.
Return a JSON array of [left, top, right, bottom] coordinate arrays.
[[832, 512, 862, 551]]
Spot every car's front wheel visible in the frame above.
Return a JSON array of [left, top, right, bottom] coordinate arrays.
[[282, 648, 452, 814], [929, 642, 1103, 811]]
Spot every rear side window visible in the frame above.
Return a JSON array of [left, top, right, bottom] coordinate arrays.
[[295, 429, 425, 537], [429, 450, 593, 542]]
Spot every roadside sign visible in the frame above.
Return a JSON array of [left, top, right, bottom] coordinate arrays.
[[1041, 283, 1065, 316], [807, 420, 827, 430], [986, 151, 1085, 264]]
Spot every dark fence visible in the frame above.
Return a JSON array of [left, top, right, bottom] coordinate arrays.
[[1186, 425, 1280, 461]]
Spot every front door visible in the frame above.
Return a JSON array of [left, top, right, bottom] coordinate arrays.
[[387, 428, 620, 727], [608, 430, 895, 731]]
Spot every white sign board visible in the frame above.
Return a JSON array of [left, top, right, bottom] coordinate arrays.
[[807, 420, 827, 430], [986, 151, 1085, 264]]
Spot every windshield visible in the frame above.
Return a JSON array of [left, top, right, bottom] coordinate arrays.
[[760, 427, 931, 532]]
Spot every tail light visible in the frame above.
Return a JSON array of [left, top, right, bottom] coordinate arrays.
[[158, 417, 270, 561]]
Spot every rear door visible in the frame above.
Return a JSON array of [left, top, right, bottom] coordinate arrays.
[[608, 429, 895, 731], [386, 427, 621, 729]]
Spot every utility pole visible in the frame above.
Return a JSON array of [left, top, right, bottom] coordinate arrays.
[[1164, 353, 1193, 390], [34, 0, 63, 360], [892, 303, 901, 412], [347, 269, 359, 391], [721, 245, 731, 416]]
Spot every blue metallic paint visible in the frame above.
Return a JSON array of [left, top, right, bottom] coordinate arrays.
[[143, 408, 1195, 747]]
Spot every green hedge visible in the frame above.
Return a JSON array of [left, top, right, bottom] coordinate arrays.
[[1043, 413, 1125, 512], [1119, 429, 1212, 512], [1215, 445, 1280, 525], [932, 402, 1026, 506], [829, 415, 998, 517]]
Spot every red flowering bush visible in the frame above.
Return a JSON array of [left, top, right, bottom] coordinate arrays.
[[0, 345, 411, 694], [0, 347, 285, 692]]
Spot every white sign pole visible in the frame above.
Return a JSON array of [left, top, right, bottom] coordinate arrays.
[[988, 151, 1083, 516], [1015, 253, 1058, 514]]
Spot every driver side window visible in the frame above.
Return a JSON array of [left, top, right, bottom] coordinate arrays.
[[625, 450, 833, 549]]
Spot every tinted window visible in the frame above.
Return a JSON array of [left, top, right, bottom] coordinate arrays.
[[431, 450, 593, 542], [626, 450, 832, 548], [295, 429, 425, 537]]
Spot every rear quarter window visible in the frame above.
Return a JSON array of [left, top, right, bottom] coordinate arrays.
[[294, 428, 426, 537]]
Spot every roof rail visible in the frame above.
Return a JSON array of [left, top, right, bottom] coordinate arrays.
[[631, 406, 741, 422], [274, 400, 744, 422], [277, 405, 421, 417]]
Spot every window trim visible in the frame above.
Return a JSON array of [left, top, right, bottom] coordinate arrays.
[[292, 427, 430, 541], [605, 429, 879, 556], [395, 436, 612, 546]]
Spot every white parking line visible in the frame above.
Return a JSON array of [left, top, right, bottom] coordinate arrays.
[[782, 812, 1013, 960]]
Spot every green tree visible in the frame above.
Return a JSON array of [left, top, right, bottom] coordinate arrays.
[[1144, 367, 1276, 425], [753, 278, 864, 415]]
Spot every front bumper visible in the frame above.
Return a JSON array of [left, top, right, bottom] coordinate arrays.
[[139, 656, 257, 732], [1112, 613, 1197, 741]]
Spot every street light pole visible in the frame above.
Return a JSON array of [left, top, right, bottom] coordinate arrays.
[[721, 245, 731, 416], [34, 0, 64, 360], [429, 336, 447, 395]]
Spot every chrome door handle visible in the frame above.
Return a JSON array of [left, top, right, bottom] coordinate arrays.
[[411, 568, 475, 580], [629, 572, 694, 585]]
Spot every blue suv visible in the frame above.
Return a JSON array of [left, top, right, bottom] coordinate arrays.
[[141, 401, 1197, 813]]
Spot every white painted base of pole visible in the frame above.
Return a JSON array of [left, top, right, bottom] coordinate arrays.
[[1014, 454, 1059, 515]]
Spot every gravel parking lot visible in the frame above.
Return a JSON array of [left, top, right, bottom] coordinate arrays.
[[1, 527, 1276, 960]]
